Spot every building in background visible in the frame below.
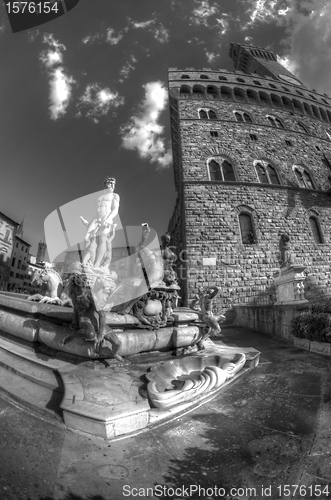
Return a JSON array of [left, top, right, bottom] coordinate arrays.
[[0, 212, 18, 288], [9, 235, 31, 290], [168, 42, 331, 308], [37, 241, 47, 263]]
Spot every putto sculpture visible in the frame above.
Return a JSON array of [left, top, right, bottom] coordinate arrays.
[[190, 286, 225, 349]]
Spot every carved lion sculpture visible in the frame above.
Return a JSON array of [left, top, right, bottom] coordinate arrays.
[[62, 272, 123, 361]]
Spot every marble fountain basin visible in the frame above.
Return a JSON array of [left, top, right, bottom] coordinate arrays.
[[146, 352, 246, 409]]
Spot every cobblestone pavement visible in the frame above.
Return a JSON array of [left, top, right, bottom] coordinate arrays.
[[0, 326, 331, 500]]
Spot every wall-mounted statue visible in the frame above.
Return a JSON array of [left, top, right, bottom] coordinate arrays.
[[279, 232, 295, 268]]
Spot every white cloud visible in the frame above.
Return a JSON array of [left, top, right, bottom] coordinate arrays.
[[77, 83, 124, 123], [119, 55, 137, 83], [49, 68, 75, 120], [82, 33, 101, 44], [153, 24, 170, 43], [206, 51, 218, 63], [40, 33, 65, 68], [277, 54, 298, 74], [276, 0, 331, 94], [106, 28, 123, 45], [120, 82, 172, 169], [241, 0, 278, 29], [40, 34, 75, 120], [130, 19, 154, 29], [190, 0, 220, 26], [215, 16, 229, 34], [128, 17, 170, 44]]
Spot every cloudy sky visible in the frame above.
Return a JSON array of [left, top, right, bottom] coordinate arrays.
[[1, 0, 331, 258]]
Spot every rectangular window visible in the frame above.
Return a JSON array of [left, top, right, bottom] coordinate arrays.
[[249, 134, 257, 141], [285, 140, 293, 146], [12, 258, 15, 267], [210, 131, 218, 137]]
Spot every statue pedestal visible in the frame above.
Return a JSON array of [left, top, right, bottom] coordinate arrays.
[[273, 265, 308, 305]]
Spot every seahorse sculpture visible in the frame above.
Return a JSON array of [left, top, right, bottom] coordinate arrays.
[[27, 265, 72, 307]]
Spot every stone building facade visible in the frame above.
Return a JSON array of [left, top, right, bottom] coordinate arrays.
[[0, 212, 17, 287], [168, 43, 331, 309]]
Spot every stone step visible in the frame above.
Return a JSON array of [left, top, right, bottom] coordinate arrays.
[[0, 335, 77, 421], [0, 364, 64, 421]]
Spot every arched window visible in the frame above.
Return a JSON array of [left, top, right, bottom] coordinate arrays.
[[282, 96, 293, 112], [208, 159, 236, 181], [311, 105, 320, 120], [207, 85, 218, 99], [236, 77, 245, 83], [309, 216, 324, 244], [208, 160, 222, 180], [200, 74, 209, 79], [319, 108, 328, 122], [234, 87, 246, 102], [254, 161, 280, 185], [303, 102, 313, 117], [199, 109, 217, 120], [271, 94, 282, 109], [208, 110, 217, 120], [218, 76, 227, 81], [239, 213, 256, 245], [253, 80, 262, 86], [181, 74, 190, 79], [179, 85, 191, 98], [221, 86, 232, 100], [234, 111, 253, 123], [267, 115, 284, 128], [293, 166, 315, 189], [297, 122, 309, 134], [234, 112, 243, 122], [247, 89, 259, 104], [193, 85, 205, 98], [243, 113, 252, 123], [259, 92, 270, 105]]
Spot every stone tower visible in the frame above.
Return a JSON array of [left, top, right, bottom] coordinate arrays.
[[36, 240, 47, 263], [167, 43, 331, 308]]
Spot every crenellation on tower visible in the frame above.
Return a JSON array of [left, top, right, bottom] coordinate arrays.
[[168, 43, 331, 308]]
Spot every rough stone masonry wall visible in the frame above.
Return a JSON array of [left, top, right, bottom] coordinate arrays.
[[183, 183, 331, 310], [168, 67, 331, 310], [177, 99, 331, 188]]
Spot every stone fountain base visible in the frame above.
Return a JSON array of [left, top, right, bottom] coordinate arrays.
[[0, 292, 260, 439], [59, 341, 260, 438]]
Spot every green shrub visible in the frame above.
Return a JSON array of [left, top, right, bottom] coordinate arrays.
[[291, 312, 331, 343], [312, 302, 331, 314]]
